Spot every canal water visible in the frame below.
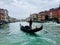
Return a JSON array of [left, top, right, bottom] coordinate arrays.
[[0, 22, 60, 45]]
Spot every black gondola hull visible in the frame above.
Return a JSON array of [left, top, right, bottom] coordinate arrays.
[[20, 25, 43, 33]]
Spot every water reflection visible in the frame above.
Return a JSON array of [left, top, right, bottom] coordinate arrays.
[[22, 31, 40, 37], [0, 24, 9, 29], [0, 24, 10, 38], [0, 22, 60, 45]]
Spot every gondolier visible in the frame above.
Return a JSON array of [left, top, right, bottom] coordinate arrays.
[[20, 19, 43, 33], [28, 19, 32, 29]]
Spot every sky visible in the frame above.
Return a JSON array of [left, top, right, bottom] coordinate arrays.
[[0, 0, 60, 19]]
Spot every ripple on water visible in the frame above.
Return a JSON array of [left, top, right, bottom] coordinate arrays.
[[0, 22, 60, 45]]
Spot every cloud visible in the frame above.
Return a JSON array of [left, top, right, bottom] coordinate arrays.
[[9, 0, 39, 19], [0, 0, 39, 19], [0, 1, 6, 8], [0, 0, 60, 19], [11, 0, 38, 12]]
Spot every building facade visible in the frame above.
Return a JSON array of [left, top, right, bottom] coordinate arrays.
[[0, 9, 9, 23], [30, 14, 38, 21], [35, 5, 60, 22], [57, 6, 60, 22], [25, 5, 60, 22]]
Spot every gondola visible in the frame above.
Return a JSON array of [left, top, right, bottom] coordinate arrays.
[[20, 24, 43, 33]]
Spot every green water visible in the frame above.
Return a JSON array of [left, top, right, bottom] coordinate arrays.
[[0, 22, 60, 45]]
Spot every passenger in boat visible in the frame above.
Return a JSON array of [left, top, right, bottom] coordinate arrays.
[[29, 19, 32, 29]]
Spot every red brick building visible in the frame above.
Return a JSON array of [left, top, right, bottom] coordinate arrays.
[[27, 5, 60, 22], [38, 5, 60, 22], [57, 6, 60, 22]]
